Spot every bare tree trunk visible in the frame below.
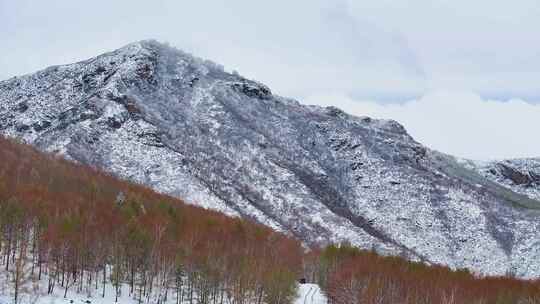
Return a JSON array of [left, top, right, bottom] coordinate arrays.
[[102, 264, 106, 298]]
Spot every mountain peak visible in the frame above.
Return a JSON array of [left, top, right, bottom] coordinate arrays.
[[2, 42, 540, 278], [111, 39, 176, 57]]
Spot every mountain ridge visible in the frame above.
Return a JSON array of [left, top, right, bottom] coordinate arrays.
[[2, 40, 540, 277]]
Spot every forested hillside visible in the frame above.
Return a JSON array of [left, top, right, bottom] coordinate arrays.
[[0, 136, 302, 303], [310, 245, 540, 304], [1, 136, 540, 304]]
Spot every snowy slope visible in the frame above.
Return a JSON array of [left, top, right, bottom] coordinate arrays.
[[1, 40, 540, 278], [0, 279, 152, 304], [0, 271, 319, 304], [0, 284, 325, 304]]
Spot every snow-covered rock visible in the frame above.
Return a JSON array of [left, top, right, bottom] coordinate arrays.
[[1, 40, 540, 278], [465, 158, 540, 201]]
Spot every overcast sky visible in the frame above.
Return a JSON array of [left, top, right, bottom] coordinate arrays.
[[1, 0, 539, 159]]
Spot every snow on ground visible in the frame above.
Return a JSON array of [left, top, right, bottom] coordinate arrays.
[[0, 270, 176, 304], [0, 273, 326, 304], [294, 284, 327, 304], [0, 280, 163, 304]]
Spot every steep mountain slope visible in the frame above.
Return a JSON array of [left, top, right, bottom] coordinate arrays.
[[1, 40, 540, 277]]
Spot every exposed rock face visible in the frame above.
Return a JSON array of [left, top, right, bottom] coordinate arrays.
[[467, 159, 540, 201], [1, 40, 540, 277], [496, 163, 535, 185]]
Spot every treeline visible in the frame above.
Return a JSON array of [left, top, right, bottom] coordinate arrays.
[[0, 136, 302, 304], [307, 244, 540, 304]]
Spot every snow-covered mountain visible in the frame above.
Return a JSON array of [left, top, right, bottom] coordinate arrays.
[[1, 40, 540, 277]]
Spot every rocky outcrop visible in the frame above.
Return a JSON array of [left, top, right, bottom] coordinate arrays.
[[469, 159, 540, 201], [494, 163, 536, 185]]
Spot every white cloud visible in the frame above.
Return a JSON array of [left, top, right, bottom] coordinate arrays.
[[344, 0, 540, 93], [304, 90, 540, 160]]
